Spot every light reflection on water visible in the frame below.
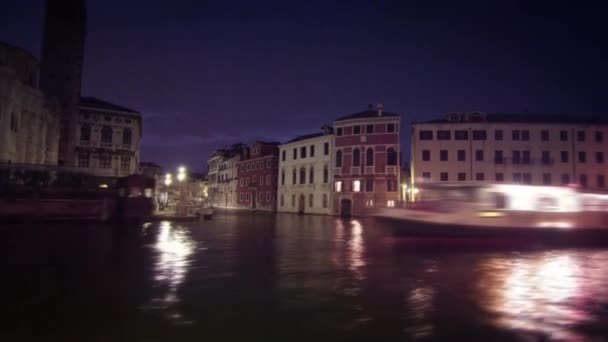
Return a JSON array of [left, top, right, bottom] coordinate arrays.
[[406, 284, 435, 339], [478, 251, 608, 340], [148, 220, 195, 322], [348, 220, 366, 277]]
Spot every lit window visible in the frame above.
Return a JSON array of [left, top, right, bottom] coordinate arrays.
[[366, 199, 374, 207], [387, 200, 395, 207], [353, 180, 361, 192], [335, 181, 342, 192]]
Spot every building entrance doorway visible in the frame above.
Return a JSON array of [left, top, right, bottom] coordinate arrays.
[[298, 194, 305, 214], [340, 198, 352, 218], [251, 191, 257, 209]]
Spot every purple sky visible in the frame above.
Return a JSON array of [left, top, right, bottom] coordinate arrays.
[[2, 0, 606, 172]]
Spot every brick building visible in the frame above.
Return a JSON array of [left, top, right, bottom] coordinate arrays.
[[236, 141, 280, 211], [332, 105, 401, 216]]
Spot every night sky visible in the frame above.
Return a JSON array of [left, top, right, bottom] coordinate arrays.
[[2, 0, 606, 172]]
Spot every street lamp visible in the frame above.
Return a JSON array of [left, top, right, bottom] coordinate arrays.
[[177, 166, 187, 182], [164, 173, 173, 186]]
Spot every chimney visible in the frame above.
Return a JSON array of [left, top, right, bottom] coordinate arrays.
[[377, 103, 383, 116]]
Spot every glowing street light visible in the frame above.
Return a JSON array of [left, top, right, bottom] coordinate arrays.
[[164, 173, 173, 186], [177, 166, 187, 182]]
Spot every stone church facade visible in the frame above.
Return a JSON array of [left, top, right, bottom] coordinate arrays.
[[0, 42, 61, 165]]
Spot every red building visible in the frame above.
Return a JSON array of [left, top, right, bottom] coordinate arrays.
[[333, 105, 401, 216], [236, 141, 280, 211]]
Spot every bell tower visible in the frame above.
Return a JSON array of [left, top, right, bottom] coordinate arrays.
[[40, 0, 87, 166]]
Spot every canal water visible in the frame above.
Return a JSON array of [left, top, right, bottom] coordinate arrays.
[[3, 213, 608, 341]]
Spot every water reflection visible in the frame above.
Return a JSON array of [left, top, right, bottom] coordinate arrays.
[[348, 220, 366, 276], [149, 220, 195, 322], [478, 251, 608, 340], [406, 284, 435, 339]]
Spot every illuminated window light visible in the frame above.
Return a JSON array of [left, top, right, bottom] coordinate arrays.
[[353, 180, 361, 192], [335, 181, 342, 192]]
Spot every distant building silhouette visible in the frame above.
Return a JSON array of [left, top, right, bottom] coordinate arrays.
[[40, 0, 87, 166]]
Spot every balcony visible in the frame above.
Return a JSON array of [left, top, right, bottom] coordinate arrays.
[[385, 166, 397, 174], [351, 167, 361, 175], [364, 166, 374, 174], [334, 168, 342, 176]]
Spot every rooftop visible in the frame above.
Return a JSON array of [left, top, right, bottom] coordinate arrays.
[[79, 96, 140, 114], [254, 140, 281, 145], [420, 112, 608, 125], [285, 132, 325, 144], [0, 41, 38, 63], [335, 109, 399, 122]]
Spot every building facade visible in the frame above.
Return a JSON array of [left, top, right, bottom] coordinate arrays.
[[236, 141, 279, 211], [217, 149, 245, 208], [411, 112, 608, 193], [332, 106, 401, 216], [206, 150, 223, 206], [0, 42, 60, 165], [74, 97, 142, 177], [277, 128, 334, 215], [207, 144, 247, 208]]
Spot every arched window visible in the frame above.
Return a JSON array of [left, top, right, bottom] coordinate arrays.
[[366, 148, 374, 166], [80, 124, 91, 141], [353, 148, 361, 166], [122, 128, 132, 145], [299, 167, 306, 184], [387, 147, 397, 166], [101, 126, 113, 143], [336, 150, 343, 167]]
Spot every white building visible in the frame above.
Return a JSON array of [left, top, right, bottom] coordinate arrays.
[[277, 127, 334, 214], [75, 97, 142, 177], [207, 144, 247, 208], [217, 152, 244, 208], [411, 112, 608, 193]]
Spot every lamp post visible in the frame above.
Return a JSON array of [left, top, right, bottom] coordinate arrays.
[[161, 173, 172, 210], [177, 166, 187, 215]]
